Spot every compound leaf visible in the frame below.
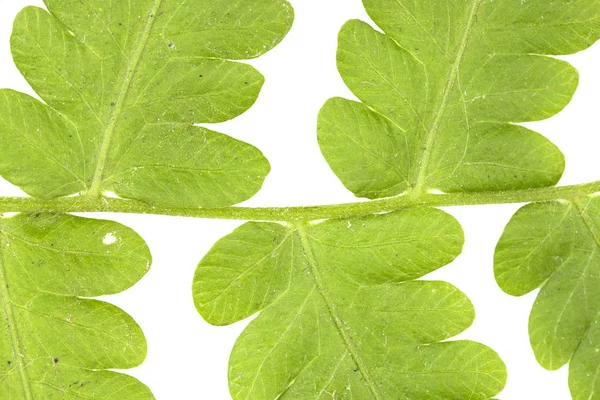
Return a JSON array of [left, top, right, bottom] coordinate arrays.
[[0, 213, 153, 399], [0, 0, 293, 207], [318, 0, 600, 199], [194, 208, 507, 399], [495, 196, 600, 400]]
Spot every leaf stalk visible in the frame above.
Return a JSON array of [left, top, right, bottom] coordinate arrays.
[[0, 180, 598, 222]]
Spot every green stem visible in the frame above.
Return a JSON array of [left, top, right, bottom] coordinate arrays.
[[0, 181, 598, 222]]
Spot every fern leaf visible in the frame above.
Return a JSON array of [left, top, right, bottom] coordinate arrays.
[[1, 0, 293, 207], [194, 209, 507, 399], [318, 0, 600, 198], [495, 197, 600, 399], [0, 213, 152, 399]]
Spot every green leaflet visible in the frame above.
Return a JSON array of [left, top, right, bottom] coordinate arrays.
[[0, 0, 293, 207], [495, 197, 600, 400], [194, 208, 507, 399], [318, 0, 600, 199], [0, 213, 152, 399]]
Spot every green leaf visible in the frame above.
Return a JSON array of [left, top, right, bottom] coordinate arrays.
[[495, 196, 600, 399], [318, 0, 600, 199], [194, 208, 507, 399], [0, 213, 153, 399], [0, 0, 293, 207]]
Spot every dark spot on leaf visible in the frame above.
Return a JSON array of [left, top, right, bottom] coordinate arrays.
[[53, 358, 59, 364]]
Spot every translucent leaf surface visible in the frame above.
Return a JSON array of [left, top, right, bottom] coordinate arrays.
[[194, 208, 507, 399], [0, 0, 293, 207], [495, 196, 600, 399], [0, 213, 152, 399], [318, 0, 600, 199]]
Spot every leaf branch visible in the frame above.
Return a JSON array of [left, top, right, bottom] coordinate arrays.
[[87, 0, 164, 197], [0, 180, 598, 222]]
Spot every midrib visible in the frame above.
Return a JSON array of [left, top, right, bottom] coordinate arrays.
[[295, 225, 390, 400], [413, 0, 483, 191], [573, 199, 600, 250], [567, 200, 600, 364], [87, 0, 163, 196], [0, 233, 33, 400]]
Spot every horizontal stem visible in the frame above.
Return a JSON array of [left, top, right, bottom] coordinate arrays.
[[0, 181, 600, 221], [0, 181, 599, 222]]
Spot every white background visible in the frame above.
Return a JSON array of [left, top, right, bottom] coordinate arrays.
[[1, 0, 600, 399]]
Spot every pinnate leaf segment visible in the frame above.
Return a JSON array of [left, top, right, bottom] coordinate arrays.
[[1, 0, 600, 399]]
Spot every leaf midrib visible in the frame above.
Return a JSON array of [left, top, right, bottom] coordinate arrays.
[[0, 179, 598, 221], [295, 224, 390, 400], [87, 0, 164, 196], [412, 0, 483, 192], [572, 199, 600, 329], [533, 200, 600, 370], [574, 199, 600, 249], [0, 231, 33, 400]]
